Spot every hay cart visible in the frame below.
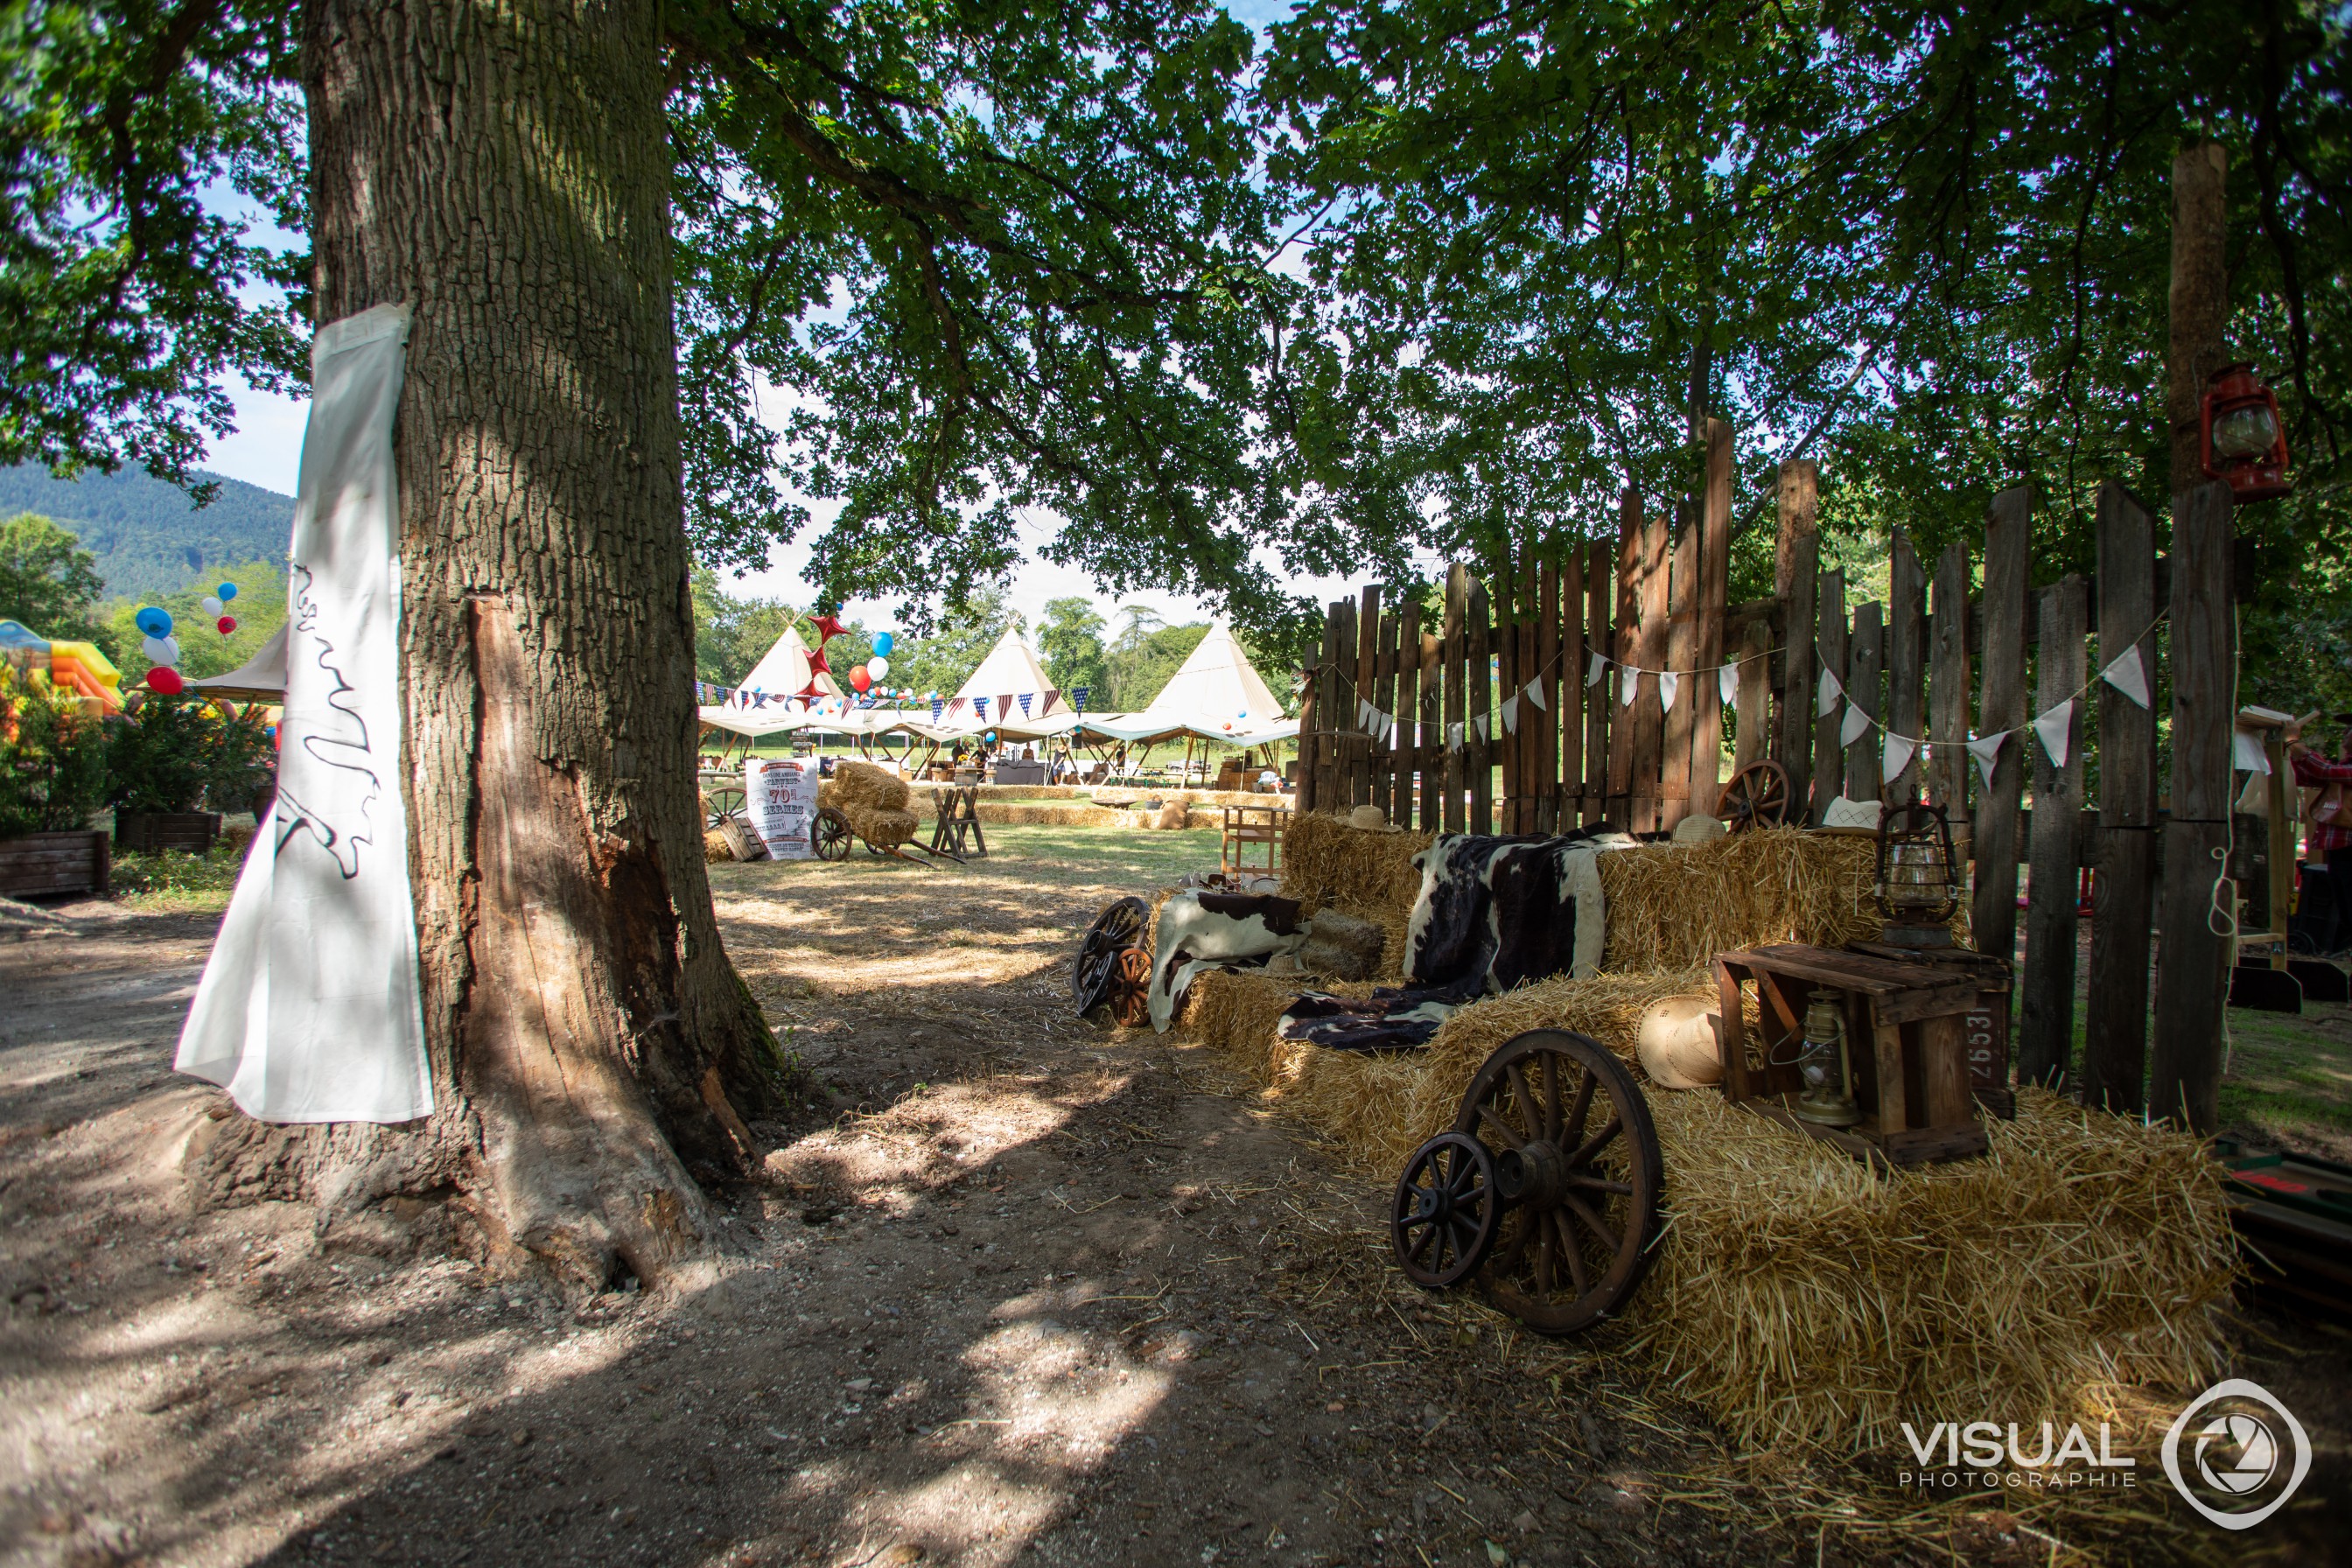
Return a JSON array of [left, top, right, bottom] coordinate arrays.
[[809, 802, 964, 865]]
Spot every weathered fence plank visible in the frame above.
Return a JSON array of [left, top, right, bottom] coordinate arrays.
[[2084, 482, 2159, 1116], [1632, 511, 1670, 833], [2020, 575, 2087, 1088], [1663, 514, 1698, 829], [1467, 576, 1494, 834], [1777, 530, 1820, 804], [1695, 419, 1732, 816], [1538, 559, 1563, 833], [1609, 498, 1641, 819], [1887, 530, 1926, 804], [2152, 480, 2236, 1131], [1844, 599, 1884, 802], [1927, 542, 1971, 817], [1419, 619, 1442, 831], [1970, 487, 2032, 964], [1585, 540, 1610, 823], [1811, 569, 1847, 822], [1732, 619, 1770, 778], [1442, 566, 1467, 834]]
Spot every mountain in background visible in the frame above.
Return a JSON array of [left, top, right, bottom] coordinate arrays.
[[0, 463, 292, 599]]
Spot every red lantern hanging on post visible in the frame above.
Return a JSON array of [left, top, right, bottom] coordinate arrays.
[[2200, 363, 2292, 501]]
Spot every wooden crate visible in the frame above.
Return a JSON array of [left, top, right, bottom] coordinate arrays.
[[1713, 942, 2011, 1168], [0, 830, 111, 899], [115, 810, 222, 855]]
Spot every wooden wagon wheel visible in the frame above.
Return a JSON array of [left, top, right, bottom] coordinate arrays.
[[1391, 1132, 1503, 1290], [702, 782, 746, 829], [811, 807, 855, 862], [1104, 948, 1153, 1027], [1717, 760, 1794, 831], [1452, 1030, 1664, 1335], [1072, 896, 1152, 1015]]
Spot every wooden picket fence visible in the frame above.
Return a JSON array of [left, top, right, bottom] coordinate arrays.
[[1296, 424, 2242, 1124]]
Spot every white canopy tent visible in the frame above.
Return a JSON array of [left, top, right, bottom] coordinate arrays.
[[1079, 623, 1296, 746], [187, 623, 289, 703]]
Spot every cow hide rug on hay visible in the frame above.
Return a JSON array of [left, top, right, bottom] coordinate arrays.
[[1277, 828, 1629, 1053], [1147, 892, 1308, 1032]]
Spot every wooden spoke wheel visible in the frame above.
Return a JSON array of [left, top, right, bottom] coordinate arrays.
[[1391, 1133, 1503, 1290], [811, 807, 855, 862], [1073, 896, 1152, 1016], [702, 783, 746, 829], [1451, 1030, 1664, 1335], [1718, 760, 1794, 831], [1104, 948, 1153, 1027]]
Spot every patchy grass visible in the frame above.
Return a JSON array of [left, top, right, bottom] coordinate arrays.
[[2217, 992, 2352, 1162], [109, 843, 248, 912], [710, 820, 1223, 899]]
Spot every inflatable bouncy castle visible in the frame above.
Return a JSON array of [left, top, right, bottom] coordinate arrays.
[[0, 620, 124, 713]]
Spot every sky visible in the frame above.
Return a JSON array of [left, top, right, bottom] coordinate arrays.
[[195, 0, 1376, 639]]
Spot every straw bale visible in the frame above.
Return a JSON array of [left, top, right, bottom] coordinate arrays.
[[830, 760, 912, 813], [1278, 811, 1431, 979], [1184, 970, 1429, 1171], [704, 830, 734, 864], [837, 804, 918, 848], [1595, 828, 1969, 971], [1624, 1088, 2236, 1453], [976, 802, 1131, 828]]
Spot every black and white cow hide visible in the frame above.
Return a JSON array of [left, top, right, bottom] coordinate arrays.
[[1146, 892, 1306, 1032]]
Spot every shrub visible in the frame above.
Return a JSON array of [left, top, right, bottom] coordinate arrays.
[[105, 693, 276, 815], [0, 667, 109, 835]]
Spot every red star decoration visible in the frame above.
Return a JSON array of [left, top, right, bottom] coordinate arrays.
[[807, 649, 832, 676], [796, 680, 828, 698], [808, 612, 848, 644]]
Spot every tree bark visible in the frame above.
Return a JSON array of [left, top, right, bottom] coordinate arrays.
[[191, 0, 783, 1290]]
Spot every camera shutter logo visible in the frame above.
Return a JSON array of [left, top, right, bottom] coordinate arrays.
[[2160, 1378, 2311, 1530]]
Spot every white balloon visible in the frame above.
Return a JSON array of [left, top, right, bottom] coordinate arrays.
[[867, 654, 890, 679], [141, 634, 174, 664], [161, 635, 180, 664], [200, 596, 223, 616]]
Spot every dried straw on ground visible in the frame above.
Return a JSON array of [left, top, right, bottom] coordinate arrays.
[[704, 829, 734, 864], [1624, 1088, 2236, 1453]]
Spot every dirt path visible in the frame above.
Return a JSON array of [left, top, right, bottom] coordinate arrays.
[[2, 833, 2344, 1567]]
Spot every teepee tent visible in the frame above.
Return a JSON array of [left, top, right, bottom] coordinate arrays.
[[921, 626, 1080, 738], [738, 624, 842, 703], [1082, 622, 1294, 745], [696, 623, 842, 736]]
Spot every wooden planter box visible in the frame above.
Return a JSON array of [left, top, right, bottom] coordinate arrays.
[[115, 810, 222, 855], [0, 830, 111, 899]]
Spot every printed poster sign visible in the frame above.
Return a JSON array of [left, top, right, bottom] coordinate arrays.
[[748, 759, 819, 860]]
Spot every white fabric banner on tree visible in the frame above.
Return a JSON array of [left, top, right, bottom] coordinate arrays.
[[1967, 732, 2007, 791], [1718, 663, 1739, 707], [2034, 698, 2076, 770], [1816, 667, 1841, 718], [1840, 701, 1873, 748], [176, 304, 431, 1124], [1657, 670, 1679, 716], [1881, 733, 1918, 784], [2101, 643, 2152, 709]]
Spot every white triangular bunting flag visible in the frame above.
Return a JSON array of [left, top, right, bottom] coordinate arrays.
[[1657, 670, 1679, 715], [1881, 733, 1918, 784], [1447, 722, 1465, 751], [1501, 694, 1521, 733], [1357, 697, 1372, 730], [2033, 698, 2074, 770], [1967, 732, 2007, 791], [2233, 730, 2271, 774], [1840, 701, 1873, 748], [2101, 643, 2152, 710], [1620, 672, 1638, 709], [1586, 652, 1606, 688], [1718, 663, 1739, 707], [1474, 712, 1490, 741], [1816, 668, 1841, 718], [1525, 679, 1548, 712]]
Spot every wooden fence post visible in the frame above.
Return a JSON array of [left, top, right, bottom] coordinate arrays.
[[1585, 539, 1611, 824], [2020, 576, 2087, 1088], [1610, 497, 1641, 823], [1695, 418, 1732, 816], [1419, 618, 1442, 831], [1970, 488, 2032, 963], [2084, 483, 2159, 1116], [1396, 597, 1422, 834], [1296, 649, 1320, 814], [1663, 515, 1698, 830], [1539, 557, 1564, 833], [1442, 566, 1467, 833], [1732, 620, 1770, 774], [1467, 576, 1494, 834], [1844, 599, 1884, 801], [1778, 531, 1820, 805], [1928, 542, 1971, 818], [1811, 569, 1847, 820], [1633, 513, 1670, 833], [1351, 586, 1379, 808], [1774, 458, 1818, 598], [1495, 557, 1520, 831], [2152, 480, 2236, 1131], [1887, 530, 1926, 803]]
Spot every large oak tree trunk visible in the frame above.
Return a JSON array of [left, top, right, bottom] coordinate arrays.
[[193, 0, 781, 1290]]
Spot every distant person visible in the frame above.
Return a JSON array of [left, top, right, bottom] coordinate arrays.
[[2292, 714, 2352, 955]]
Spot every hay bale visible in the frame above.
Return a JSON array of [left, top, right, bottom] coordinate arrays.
[[830, 760, 912, 812], [1184, 970, 1429, 1171], [1298, 909, 1385, 980], [1279, 812, 1432, 978], [841, 804, 919, 848], [1595, 828, 1966, 971], [704, 829, 735, 864], [1625, 1088, 2236, 1453]]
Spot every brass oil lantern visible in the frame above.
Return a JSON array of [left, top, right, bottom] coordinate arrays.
[[1874, 802, 1960, 948], [1793, 989, 1861, 1128]]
